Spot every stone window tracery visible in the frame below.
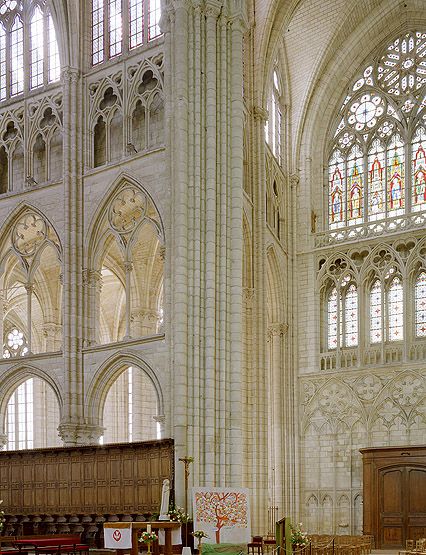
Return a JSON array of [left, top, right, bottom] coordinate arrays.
[[0, 0, 60, 102], [2, 326, 28, 358], [328, 31, 426, 230], [91, 0, 162, 66]]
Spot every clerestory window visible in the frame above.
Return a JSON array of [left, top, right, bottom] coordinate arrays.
[[328, 31, 426, 229], [0, 0, 60, 102], [91, 0, 162, 66]]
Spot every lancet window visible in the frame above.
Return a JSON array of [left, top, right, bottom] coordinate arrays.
[[0, 0, 60, 102], [7, 378, 33, 450], [369, 270, 404, 344], [326, 276, 358, 350], [265, 69, 282, 164], [327, 31, 426, 230], [5, 376, 61, 450], [91, 0, 162, 66], [415, 271, 426, 337]]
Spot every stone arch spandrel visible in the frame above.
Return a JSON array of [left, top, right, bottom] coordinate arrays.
[[368, 370, 426, 444], [85, 173, 164, 263]]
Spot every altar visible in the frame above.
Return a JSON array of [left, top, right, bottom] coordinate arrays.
[[104, 521, 181, 555]]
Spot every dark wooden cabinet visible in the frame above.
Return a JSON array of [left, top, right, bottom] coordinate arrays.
[[361, 446, 426, 548]]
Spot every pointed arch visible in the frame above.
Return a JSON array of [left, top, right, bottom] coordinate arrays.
[[85, 351, 164, 426]]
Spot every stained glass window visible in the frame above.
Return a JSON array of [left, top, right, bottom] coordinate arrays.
[[92, 0, 162, 66], [30, 6, 44, 89], [265, 69, 282, 164], [0, 24, 5, 100], [370, 280, 382, 343], [387, 135, 405, 217], [347, 145, 363, 224], [344, 284, 358, 347], [328, 31, 426, 230], [47, 13, 60, 82], [10, 15, 23, 96], [329, 150, 345, 227], [0, 1, 60, 101], [326, 279, 358, 350], [92, 0, 104, 65], [108, 0, 122, 57], [412, 126, 426, 211], [129, 0, 143, 48], [388, 277, 403, 341], [415, 271, 426, 337], [148, 0, 161, 40], [368, 139, 386, 221], [327, 287, 339, 350]]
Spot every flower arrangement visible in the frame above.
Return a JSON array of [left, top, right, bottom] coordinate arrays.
[[192, 530, 208, 540], [0, 500, 5, 533], [139, 531, 158, 544], [168, 506, 191, 523], [290, 523, 309, 548]]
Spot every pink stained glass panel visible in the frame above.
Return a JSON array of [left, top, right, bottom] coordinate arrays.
[[327, 287, 338, 350], [344, 284, 358, 347], [415, 271, 426, 337], [388, 277, 403, 341], [370, 280, 382, 343]]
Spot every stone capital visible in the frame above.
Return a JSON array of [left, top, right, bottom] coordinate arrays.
[[58, 423, 104, 446], [267, 322, 288, 340], [243, 287, 255, 305], [205, 0, 223, 18], [253, 105, 268, 122], [61, 67, 80, 83], [290, 173, 300, 189]]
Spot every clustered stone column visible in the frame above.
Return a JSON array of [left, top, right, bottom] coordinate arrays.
[[57, 67, 103, 446], [163, 0, 247, 502]]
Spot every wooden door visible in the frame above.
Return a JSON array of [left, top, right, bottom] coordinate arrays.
[[380, 466, 426, 548]]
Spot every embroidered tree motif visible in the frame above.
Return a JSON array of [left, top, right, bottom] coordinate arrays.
[[195, 490, 248, 544]]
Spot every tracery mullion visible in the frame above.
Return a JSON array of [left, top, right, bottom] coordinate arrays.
[[43, 9, 48, 87], [363, 147, 368, 224], [380, 278, 385, 361]]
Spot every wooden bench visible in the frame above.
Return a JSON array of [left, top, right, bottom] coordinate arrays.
[[14, 535, 89, 555]]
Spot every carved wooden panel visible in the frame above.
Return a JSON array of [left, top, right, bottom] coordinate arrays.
[[0, 439, 173, 515]]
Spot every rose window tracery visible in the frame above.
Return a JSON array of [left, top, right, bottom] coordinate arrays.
[[377, 32, 426, 96], [328, 31, 426, 230]]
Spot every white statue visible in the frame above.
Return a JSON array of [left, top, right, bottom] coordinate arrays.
[[159, 478, 170, 520]]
